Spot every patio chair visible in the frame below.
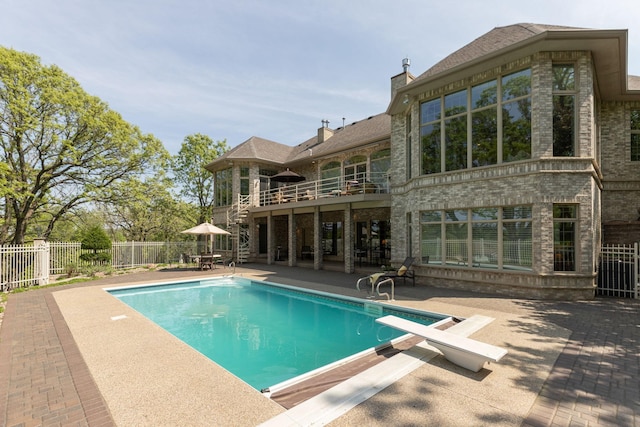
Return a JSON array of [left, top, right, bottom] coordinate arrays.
[[375, 257, 416, 286]]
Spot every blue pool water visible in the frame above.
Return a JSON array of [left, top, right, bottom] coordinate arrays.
[[108, 277, 444, 391]]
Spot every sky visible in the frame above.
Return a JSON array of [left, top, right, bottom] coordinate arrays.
[[2, 0, 640, 155]]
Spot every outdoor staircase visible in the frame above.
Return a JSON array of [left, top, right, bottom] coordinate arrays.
[[227, 195, 251, 263]]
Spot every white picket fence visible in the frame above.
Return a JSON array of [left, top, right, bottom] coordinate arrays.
[[1, 241, 201, 291], [0, 240, 49, 290]]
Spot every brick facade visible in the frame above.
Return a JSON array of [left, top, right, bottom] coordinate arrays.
[[390, 53, 605, 299], [208, 24, 639, 300]]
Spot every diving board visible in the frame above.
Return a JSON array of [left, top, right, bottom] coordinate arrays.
[[376, 315, 508, 372]]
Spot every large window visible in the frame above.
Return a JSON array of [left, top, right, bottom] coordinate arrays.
[[344, 155, 367, 182], [502, 69, 532, 161], [240, 167, 250, 195], [420, 68, 531, 175], [214, 168, 232, 207], [321, 161, 341, 193], [444, 90, 468, 171], [420, 98, 442, 174], [472, 79, 498, 167], [553, 65, 576, 156], [421, 206, 532, 270], [371, 148, 390, 192], [631, 109, 640, 161], [553, 204, 577, 271]]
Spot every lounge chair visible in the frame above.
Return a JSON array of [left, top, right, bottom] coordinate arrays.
[[375, 256, 415, 286]]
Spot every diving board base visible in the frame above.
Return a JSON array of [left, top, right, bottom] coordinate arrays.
[[376, 315, 508, 372]]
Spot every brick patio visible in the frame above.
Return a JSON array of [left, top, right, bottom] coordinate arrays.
[[0, 266, 638, 426]]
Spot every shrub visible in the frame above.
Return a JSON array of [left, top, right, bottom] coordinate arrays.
[[64, 262, 79, 278], [80, 225, 112, 265]]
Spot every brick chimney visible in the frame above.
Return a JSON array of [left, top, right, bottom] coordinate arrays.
[[317, 119, 334, 143], [391, 57, 415, 99]]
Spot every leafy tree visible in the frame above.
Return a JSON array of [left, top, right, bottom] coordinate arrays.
[[171, 134, 228, 224], [0, 47, 168, 244], [103, 175, 196, 241], [79, 225, 111, 264], [46, 208, 108, 242]]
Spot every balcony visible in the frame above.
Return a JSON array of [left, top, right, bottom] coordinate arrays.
[[255, 172, 390, 207]]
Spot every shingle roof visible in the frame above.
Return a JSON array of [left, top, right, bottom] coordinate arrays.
[[415, 23, 589, 82], [286, 113, 390, 163], [206, 114, 390, 171], [217, 136, 293, 163]]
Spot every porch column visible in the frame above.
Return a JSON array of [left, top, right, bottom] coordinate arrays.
[[344, 204, 354, 274], [267, 212, 274, 265], [288, 210, 296, 267], [313, 207, 322, 270]]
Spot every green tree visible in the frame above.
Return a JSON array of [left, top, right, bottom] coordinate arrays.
[[103, 175, 195, 241], [171, 133, 228, 223], [79, 225, 111, 264], [0, 47, 168, 244]]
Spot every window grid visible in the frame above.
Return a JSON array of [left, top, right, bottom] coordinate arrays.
[[420, 68, 531, 175], [420, 206, 532, 270], [552, 64, 576, 157], [553, 204, 577, 272], [214, 168, 233, 207]]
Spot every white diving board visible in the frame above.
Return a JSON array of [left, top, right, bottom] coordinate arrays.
[[376, 315, 508, 372]]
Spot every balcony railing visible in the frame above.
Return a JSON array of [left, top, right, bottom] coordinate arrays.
[[257, 172, 390, 206]]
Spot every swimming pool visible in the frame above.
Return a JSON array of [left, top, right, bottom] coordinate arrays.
[[108, 277, 446, 391]]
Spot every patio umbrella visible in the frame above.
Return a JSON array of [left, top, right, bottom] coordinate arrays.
[[181, 222, 230, 236], [181, 222, 230, 253], [271, 168, 306, 183]]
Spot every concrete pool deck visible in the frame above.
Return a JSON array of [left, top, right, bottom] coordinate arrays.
[[1, 264, 639, 426]]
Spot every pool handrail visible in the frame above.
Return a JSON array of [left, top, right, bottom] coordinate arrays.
[[376, 277, 395, 301]]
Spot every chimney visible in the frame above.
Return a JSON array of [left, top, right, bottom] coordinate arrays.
[[391, 57, 415, 99], [317, 119, 334, 143]]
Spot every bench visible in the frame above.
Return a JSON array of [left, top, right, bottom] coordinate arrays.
[[376, 315, 508, 372]]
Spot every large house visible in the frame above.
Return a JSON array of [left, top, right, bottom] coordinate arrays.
[[206, 23, 640, 299]]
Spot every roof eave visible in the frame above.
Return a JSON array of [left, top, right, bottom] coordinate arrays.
[[388, 28, 635, 113]]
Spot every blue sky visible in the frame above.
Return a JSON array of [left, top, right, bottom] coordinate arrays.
[[2, 0, 640, 154]]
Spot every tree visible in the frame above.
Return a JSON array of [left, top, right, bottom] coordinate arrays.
[[0, 47, 168, 244], [79, 225, 111, 264], [102, 174, 196, 241], [171, 134, 228, 224]]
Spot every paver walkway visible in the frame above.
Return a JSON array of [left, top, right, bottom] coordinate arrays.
[[0, 286, 113, 426], [0, 266, 638, 426], [521, 299, 640, 427]]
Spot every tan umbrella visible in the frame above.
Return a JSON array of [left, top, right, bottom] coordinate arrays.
[[181, 222, 230, 253], [182, 222, 231, 236]]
